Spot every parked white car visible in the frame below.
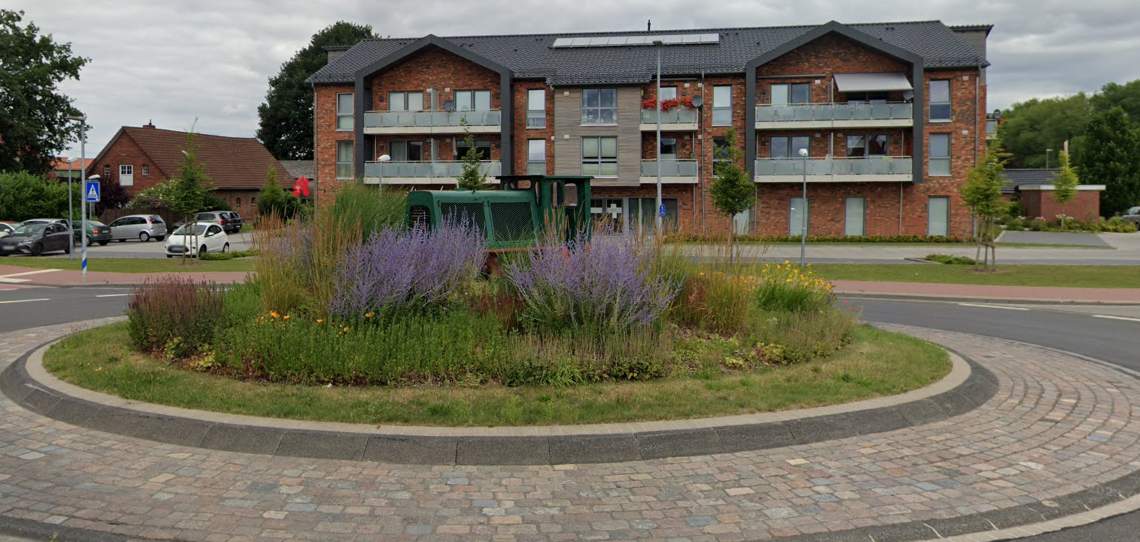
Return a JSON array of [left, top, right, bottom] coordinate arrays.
[[164, 222, 229, 258]]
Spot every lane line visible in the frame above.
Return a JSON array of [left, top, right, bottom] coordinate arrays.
[[94, 293, 130, 298], [956, 302, 1030, 311], [0, 298, 50, 305], [1092, 314, 1140, 323], [0, 268, 61, 279]]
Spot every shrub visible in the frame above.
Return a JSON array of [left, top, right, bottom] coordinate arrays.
[[670, 268, 758, 335], [754, 262, 833, 313], [127, 277, 224, 360], [506, 234, 678, 336], [330, 222, 485, 318], [0, 171, 75, 221], [752, 309, 855, 365], [925, 253, 976, 265], [330, 183, 407, 240], [251, 213, 314, 313]]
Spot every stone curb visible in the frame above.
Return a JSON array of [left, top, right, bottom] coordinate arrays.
[[838, 292, 1140, 306], [0, 328, 996, 466]]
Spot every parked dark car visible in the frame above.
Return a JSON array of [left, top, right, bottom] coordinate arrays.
[[222, 211, 243, 234], [0, 222, 71, 256], [74, 220, 112, 246], [194, 211, 241, 234]]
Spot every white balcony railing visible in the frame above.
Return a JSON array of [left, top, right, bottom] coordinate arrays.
[[639, 107, 698, 125], [755, 102, 912, 123], [363, 110, 501, 129], [363, 160, 501, 180], [754, 156, 912, 178], [640, 159, 698, 178]]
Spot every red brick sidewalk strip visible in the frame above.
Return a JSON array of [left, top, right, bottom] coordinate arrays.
[[833, 279, 1140, 304]]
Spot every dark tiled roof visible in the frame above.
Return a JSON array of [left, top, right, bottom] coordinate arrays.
[[1002, 169, 1058, 193], [117, 127, 290, 190], [309, 20, 988, 86], [280, 160, 315, 179]]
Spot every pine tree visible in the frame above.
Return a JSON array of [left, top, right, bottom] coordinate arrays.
[[455, 128, 488, 191]]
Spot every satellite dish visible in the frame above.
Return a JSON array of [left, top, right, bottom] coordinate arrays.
[[691, 95, 704, 108]]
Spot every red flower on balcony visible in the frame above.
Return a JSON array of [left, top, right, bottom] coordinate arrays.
[[641, 95, 695, 111]]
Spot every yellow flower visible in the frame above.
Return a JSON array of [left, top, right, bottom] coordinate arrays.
[[283, 314, 291, 321], [269, 310, 280, 319], [364, 311, 376, 319], [315, 318, 325, 325]]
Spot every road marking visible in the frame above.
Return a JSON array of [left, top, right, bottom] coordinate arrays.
[[0, 268, 61, 283], [95, 293, 130, 298], [0, 298, 50, 305], [957, 303, 1030, 311], [1092, 314, 1140, 323]]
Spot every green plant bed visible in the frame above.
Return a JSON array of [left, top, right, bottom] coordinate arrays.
[[44, 322, 950, 426]]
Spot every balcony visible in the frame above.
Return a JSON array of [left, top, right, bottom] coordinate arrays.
[[754, 156, 912, 183], [362, 110, 501, 134], [754, 103, 912, 130], [639, 159, 698, 183], [639, 108, 698, 131], [363, 160, 501, 185]]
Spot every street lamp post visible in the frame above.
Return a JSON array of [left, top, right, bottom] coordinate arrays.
[[799, 147, 809, 267], [66, 115, 87, 259], [377, 153, 391, 186], [654, 40, 664, 236]]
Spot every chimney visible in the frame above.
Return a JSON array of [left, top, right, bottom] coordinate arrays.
[[143, 120, 155, 129], [326, 46, 349, 65]]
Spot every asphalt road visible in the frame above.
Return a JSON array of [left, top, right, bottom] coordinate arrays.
[[1, 287, 1139, 540]]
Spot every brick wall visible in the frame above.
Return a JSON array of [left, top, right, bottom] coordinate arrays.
[[512, 81, 554, 175], [313, 84, 354, 200], [369, 47, 501, 111], [90, 132, 166, 195], [756, 33, 909, 103], [1019, 189, 1102, 222]]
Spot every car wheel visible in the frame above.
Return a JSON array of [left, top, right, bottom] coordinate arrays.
[[98, 241, 109, 246], [117, 239, 125, 243], [222, 243, 229, 253], [139, 232, 150, 242], [30, 243, 43, 256], [63, 244, 70, 255], [199, 245, 207, 257], [155, 236, 165, 241], [166, 255, 174, 259]]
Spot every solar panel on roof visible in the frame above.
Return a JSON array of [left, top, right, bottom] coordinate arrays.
[[550, 33, 719, 48]]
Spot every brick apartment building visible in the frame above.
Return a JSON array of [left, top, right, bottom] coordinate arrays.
[[87, 123, 292, 216], [308, 20, 991, 238]]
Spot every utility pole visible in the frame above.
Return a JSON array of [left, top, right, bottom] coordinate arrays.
[[799, 147, 808, 267], [654, 40, 664, 236]]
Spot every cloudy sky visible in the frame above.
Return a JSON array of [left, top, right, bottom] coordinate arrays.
[[12, 0, 1140, 158]]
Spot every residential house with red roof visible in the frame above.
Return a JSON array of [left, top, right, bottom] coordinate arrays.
[[85, 123, 290, 216]]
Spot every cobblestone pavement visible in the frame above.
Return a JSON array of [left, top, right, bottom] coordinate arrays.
[[2, 321, 1140, 541]]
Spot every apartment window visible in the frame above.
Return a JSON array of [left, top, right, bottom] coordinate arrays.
[[868, 134, 888, 156], [390, 140, 423, 162], [526, 89, 545, 128], [455, 139, 491, 160], [660, 137, 679, 160], [389, 91, 424, 112], [102, 164, 111, 178], [455, 90, 491, 111], [659, 86, 677, 102], [770, 136, 810, 159], [582, 89, 617, 124], [846, 134, 888, 157], [581, 136, 617, 177], [712, 85, 732, 126], [336, 93, 353, 130], [929, 80, 951, 121], [119, 164, 134, 186], [845, 135, 865, 158], [929, 134, 951, 176], [771, 83, 810, 105], [845, 197, 865, 237], [142, 164, 150, 176], [527, 139, 545, 175], [928, 196, 949, 237], [789, 197, 809, 237], [336, 140, 353, 180]]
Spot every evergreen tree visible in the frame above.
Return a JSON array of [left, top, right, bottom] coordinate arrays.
[[455, 128, 489, 191]]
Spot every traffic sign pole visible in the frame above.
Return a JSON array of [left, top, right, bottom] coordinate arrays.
[[82, 178, 100, 282]]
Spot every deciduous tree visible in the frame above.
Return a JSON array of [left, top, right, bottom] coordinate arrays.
[[1073, 107, 1140, 217], [709, 129, 754, 260], [0, 9, 89, 174], [256, 22, 375, 160], [960, 145, 1008, 270], [1052, 150, 1079, 227]]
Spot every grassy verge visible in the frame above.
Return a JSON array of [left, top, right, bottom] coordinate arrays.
[[813, 264, 1140, 288], [0, 257, 255, 273], [44, 322, 949, 426]]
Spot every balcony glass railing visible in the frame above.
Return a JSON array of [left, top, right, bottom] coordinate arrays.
[[526, 110, 545, 129], [754, 156, 912, 177], [755, 102, 912, 123], [363, 110, 502, 129], [640, 107, 698, 124], [640, 159, 698, 177], [364, 160, 501, 179], [526, 161, 545, 175]]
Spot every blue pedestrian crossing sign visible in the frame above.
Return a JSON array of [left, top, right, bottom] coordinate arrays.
[[84, 180, 101, 203]]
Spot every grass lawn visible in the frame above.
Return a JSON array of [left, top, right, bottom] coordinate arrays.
[[1, 257, 256, 273], [44, 322, 949, 426], [813, 263, 1140, 288]]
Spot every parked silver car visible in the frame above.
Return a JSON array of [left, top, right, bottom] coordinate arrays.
[[108, 214, 167, 242], [1123, 206, 1140, 225]]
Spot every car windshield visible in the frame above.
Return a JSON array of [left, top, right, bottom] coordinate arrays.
[[12, 224, 47, 236], [173, 224, 209, 236]]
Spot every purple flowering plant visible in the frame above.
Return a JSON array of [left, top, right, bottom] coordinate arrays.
[[505, 233, 678, 334], [329, 221, 485, 318]]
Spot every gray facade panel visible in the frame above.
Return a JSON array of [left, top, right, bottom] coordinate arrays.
[[552, 87, 642, 187]]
